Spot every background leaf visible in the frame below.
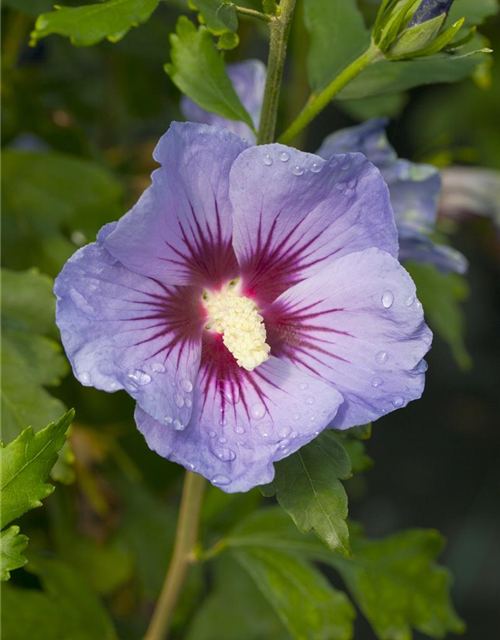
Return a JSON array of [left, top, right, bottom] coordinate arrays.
[[0, 526, 28, 581], [304, 0, 370, 93], [30, 0, 161, 47], [1, 269, 69, 442], [192, 0, 238, 33], [261, 431, 352, 557], [165, 16, 254, 127]]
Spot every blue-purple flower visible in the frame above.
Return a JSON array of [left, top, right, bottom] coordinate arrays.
[[55, 123, 431, 492], [181, 61, 467, 274], [409, 0, 455, 27]]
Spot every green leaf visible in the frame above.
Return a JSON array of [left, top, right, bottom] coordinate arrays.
[[339, 36, 490, 100], [0, 526, 28, 581], [187, 556, 292, 640], [1, 555, 117, 640], [0, 410, 74, 530], [261, 431, 352, 557], [0, 411, 73, 581], [30, 0, 161, 47], [448, 0, 500, 26], [2, 0, 53, 17], [1, 151, 123, 276], [233, 547, 355, 640], [304, 0, 370, 93], [406, 262, 471, 369], [191, 0, 238, 33], [165, 16, 254, 128], [331, 529, 466, 640], [1, 269, 69, 442]]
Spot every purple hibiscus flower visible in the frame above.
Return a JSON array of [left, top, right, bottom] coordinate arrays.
[[182, 61, 467, 274], [408, 0, 455, 27], [55, 123, 431, 492]]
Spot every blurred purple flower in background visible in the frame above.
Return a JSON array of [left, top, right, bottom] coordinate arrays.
[[55, 123, 431, 491], [182, 61, 467, 274]]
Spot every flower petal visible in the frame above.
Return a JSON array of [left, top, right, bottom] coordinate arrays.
[[399, 229, 468, 274], [181, 60, 266, 142], [54, 235, 203, 426], [104, 123, 250, 287], [230, 144, 398, 304], [264, 248, 432, 430], [135, 356, 343, 492]]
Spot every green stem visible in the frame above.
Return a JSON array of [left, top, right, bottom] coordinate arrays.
[[278, 45, 380, 145], [234, 5, 272, 23], [143, 471, 206, 640], [257, 0, 298, 145]]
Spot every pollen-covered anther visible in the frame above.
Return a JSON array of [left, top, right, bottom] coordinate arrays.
[[204, 284, 271, 371]]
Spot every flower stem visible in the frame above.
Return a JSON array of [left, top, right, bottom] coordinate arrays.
[[143, 471, 206, 640], [234, 5, 272, 23], [278, 45, 380, 145], [257, 0, 298, 145]]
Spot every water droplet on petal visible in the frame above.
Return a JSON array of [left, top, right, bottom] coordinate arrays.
[[185, 398, 192, 408], [180, 379, 193, 393], [257, 421, 274, 438], [290, 431, 299, 439], [250, 403, 266, 420], [174, 393, 185, 408], [109, 382, 118, 390], [219, 418, 227, 427], [405, 296, 415, 307], [80, 372, 91, 385], [292, 165, 304, 176], [212, 474, 231, 486], [310, 162, 322, 173], [375, 350, 388, 365], [218, 437, 227, 444], [215, 448, 236, 462], [173, 419, 183, 430], [128, 370, 152, 387], [279, 152, 290, 162], [165, 416, 173, 424], [263, 154, 273, 166], [347, 177, 357, 189], [222, 386, 240, 405], [235, 425, 245, 435], [371, 377, 383, 388], [305, 396, 315, 405], [186, 462, 196, 471], [299, 383, 309, 390], [381, 291, 394, 308], [417, 360, 428, 373], [152, 363, 165, 373], [279, 426, 291, 438], [392, 396, 404, 408], [340, 158, 351, 171], [209, 430, 216, 438]]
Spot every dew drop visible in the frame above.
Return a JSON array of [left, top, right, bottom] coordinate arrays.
[[165, 416, 173, 424], [234, 425, 245, 435], [305, 396, 315, 405], [310, 162, 322, 173], [290, 431, 299, 439], [250, 403, 266, 420], [375, 350, 388, 365], [417, 360, 428, 373], [281, 448, 290, 456], [173, 418, 183, 430], [340, 158, 351, 171], [279, 426, 291, 438], [279, 152, 290, 162], [219, 418, 227, 427], [218, 437, 227, 444], [174, 393, 185, 408], [257, 421, 274, 438], [222, 386, 240, 405], [215, 448, 236, 462], [185, 398, 192, 408], [381, 290, 394, 309], [109, 382, 118, 390], [371, 377, 383, 388], [292, 165, 304, 176], [392, 397, 404, 408], [127, 370, 152, 387], [209, 430, 216, 438], [347, 177, 358, 189], [212, 474, 231, 486], [299, 383, 309, 391], [405, 296, 415, 307], [279, 439, 290, 450], [263, 154, 273, 166], [80, 372, 91, 385], [180, 379, 193, 393], [186, 462, 196, 471], [152, 362, 165, 373]]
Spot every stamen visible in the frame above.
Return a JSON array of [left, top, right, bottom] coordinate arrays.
[[204, 282, 271, 371]]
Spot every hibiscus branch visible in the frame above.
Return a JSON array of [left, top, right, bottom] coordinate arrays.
[[143, 471, 206, 640], [278, 45, 382, 145], [233, 5, 272, 23], [257, 0, 298, 144]]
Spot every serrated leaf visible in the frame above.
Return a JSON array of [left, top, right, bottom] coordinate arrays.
[[331, 529, 466, 640], [0, 526, 29, 581], [30, 0, 161, 47], [192, 0, 238, 33], [406, 262, 471, 369], [339, 35, 490, 100], [304, 0, 370, 93], [1, 555, 117, 640], [165, 17, 254, 128], [0, 410, 74, 529], [233, 547, 355, 640], [261, 431, 352, 557], [1, 269, 69, 442], [1, 151, 123, 276]]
